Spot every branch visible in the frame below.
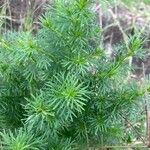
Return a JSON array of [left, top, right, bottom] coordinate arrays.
[[120, 113, 146, 145]]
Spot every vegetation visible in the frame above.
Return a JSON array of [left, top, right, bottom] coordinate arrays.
[[122, 0, 150, 5], [0, 0, 149, 149]]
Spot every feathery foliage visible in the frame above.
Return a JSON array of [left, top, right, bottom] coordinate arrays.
[[0, 0, 147, 149]]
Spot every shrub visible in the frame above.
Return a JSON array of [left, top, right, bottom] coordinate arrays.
[[0, 0, 147, 149]]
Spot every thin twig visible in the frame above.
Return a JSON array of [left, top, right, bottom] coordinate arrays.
[[142, 62, 150, 148], [100, 145, 147, 149], [120, 113, 146, 145], [84, 123, 90, 150]]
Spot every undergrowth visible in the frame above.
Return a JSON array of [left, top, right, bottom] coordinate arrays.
[[0, 0, 149, 149]]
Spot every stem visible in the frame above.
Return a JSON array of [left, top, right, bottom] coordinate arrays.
[[100, 145, 147, 149], [84, 123, 90, 150], [120, 113, 146, 145], [142, 62, 150, 148]]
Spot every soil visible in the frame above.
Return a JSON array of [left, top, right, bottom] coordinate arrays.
[[1, 0, 48, 31]]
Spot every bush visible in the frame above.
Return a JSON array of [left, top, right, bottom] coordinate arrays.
[[0, 0, 147, 149]]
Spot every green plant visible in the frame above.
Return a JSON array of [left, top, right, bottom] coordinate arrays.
[[0, 128, 45, 150], [0, 0, 148, 149], [121, 0, 150, 6]]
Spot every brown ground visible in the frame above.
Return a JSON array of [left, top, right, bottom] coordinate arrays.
[[0, 0, 48, 31]]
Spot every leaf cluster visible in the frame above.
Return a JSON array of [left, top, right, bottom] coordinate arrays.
[[0, 0, 147, 149]]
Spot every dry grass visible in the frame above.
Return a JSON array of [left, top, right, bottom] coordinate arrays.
[[0, 0, 48, 32]]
